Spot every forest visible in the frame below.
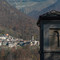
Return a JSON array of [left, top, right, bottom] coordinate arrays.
[[0, 45, 40, 60]]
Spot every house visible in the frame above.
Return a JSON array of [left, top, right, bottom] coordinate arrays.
[[2, 40, 7, 46], [0, 40, 2, 46], [30, 40, 39, 46], [0, 36, 7, 40], [34, 41, 39, 45], [8, 43, 14, 48]]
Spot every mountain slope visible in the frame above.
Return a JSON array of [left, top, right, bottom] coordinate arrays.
[[0, 0, 39, 40], [6, 0, 57, 19], [28, 0, 58, 19], [38, 0, 60, 16]]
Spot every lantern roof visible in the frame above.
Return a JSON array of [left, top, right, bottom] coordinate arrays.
[[37, 10, 60, 27]]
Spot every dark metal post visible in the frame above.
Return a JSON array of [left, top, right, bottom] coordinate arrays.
[[57, 32, 59, 47], [40, 21, 44, 60]]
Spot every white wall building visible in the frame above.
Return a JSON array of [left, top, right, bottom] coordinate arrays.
[[30, 40, 39, 46], [0, 36, 7, 40], [0, 41, 2, 46]]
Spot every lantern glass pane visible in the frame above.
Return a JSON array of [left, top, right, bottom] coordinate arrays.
[[44, 24, 60, 51]]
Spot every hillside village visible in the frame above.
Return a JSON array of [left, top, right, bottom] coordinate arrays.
[[0, 34, 39, 48]]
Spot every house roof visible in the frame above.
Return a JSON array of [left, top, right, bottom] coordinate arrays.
[[37, 10, 60, 27]]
